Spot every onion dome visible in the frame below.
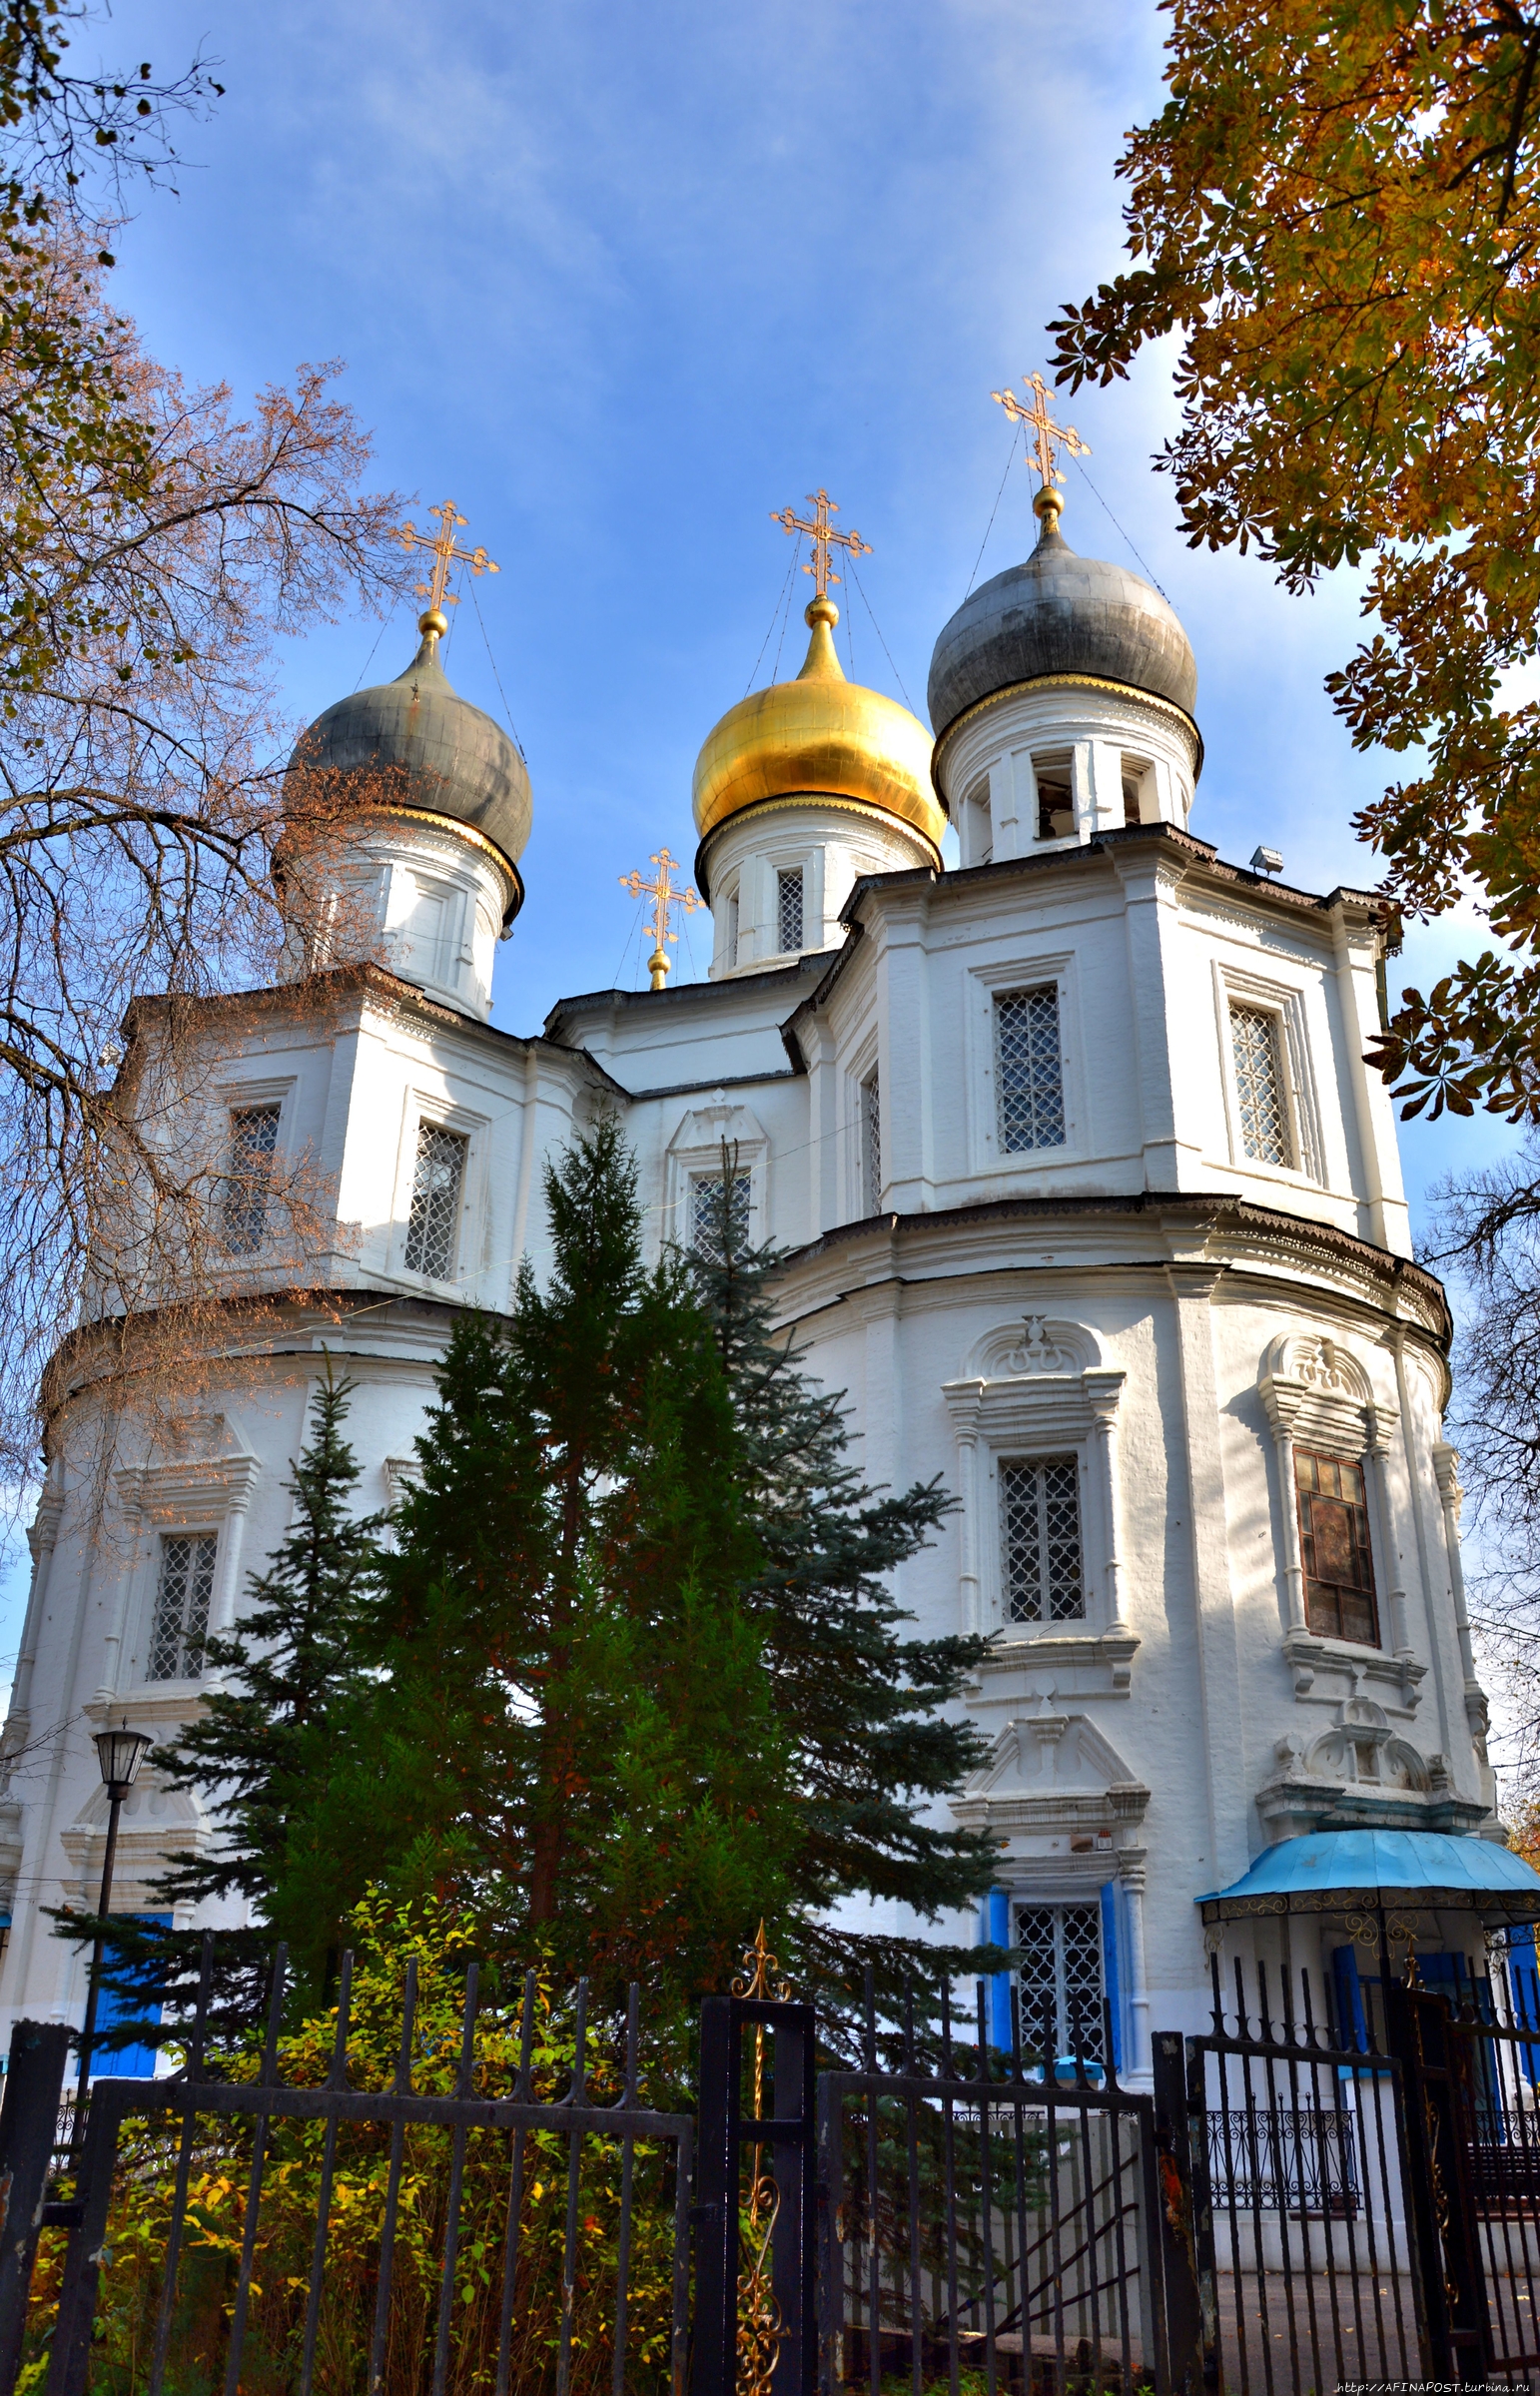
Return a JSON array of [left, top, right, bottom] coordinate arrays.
[[285, 609, 531, 919], [692, 595, 945, 867], [927, 491, 1197, 744]]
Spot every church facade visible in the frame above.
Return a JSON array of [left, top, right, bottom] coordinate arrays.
[[0, 474, 1512, 2078]]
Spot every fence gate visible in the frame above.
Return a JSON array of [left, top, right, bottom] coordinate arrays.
[[815, 1985, 1174, 2396]]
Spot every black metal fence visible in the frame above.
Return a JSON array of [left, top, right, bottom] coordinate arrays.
[[12, 1936, 1540, 2392], [1, 1942, 693, 2396]]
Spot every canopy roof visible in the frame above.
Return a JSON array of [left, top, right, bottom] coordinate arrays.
[[1199, 1829, 1540, 1927]]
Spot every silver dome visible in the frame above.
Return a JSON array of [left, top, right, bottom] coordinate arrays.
[[928, 521, 1197, 740], [286, 632, 532, 908]]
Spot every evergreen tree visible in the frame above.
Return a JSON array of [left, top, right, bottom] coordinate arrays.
[[294, 1120, 795, 2005], [689, 1159, 1003, 2008]]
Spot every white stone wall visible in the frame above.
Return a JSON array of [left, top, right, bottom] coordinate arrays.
[[0, 789, 1478, 2086]]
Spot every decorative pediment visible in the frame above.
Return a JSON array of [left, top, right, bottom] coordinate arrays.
[[1257, 1692, 1486, 1838], [945, 1318, 1125, 1447], [665, 1100, 768, 1160], [952, 1705, 1151, 1836], [1258, 1329, 1388, 1453], [965, 1315, 1115, 1384], [114, 1450, 260, 1526]]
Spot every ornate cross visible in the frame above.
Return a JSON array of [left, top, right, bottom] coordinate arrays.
[[769, 486, 873, 599], [991, 371, 1091, 496], [619, 847, 701, 990], [397, 499, 500, 614]]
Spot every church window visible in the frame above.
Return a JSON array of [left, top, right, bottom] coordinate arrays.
[[1230, 1003, 1291, 1167], [1035, 752, 1075, 841], [690, 1170, 750, 1260], [726, 890, 740, 970], [777, 868, 804, 956], [148, 1532, 218, 1681], [1000, 1453, 1084, 1622], [861, 1071, 881, 1215], [1295, 1451, 1379, 1645], [1016, 1901, 1106, 2060], [221, 1104, 281, 1255], [403, 1123, 467, 1280], [996, 986, 1066, 1153]]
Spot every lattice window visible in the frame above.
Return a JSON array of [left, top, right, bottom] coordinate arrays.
[[1001, 1454, 1084, 1623], [1296, 1450, 1379, 1646], [1016, 1902, 1106, 2061], [403, 1123, 468, 1279], [221, 1104, 281, 1256], [1230, 1004, 1291, 1167], [777, 868, 804, 956], [996, 986, 1066, 1153], [691, 1171, 751, 1261], [861, 1072, 881, 1215], [148, 1532, 218, 1682]]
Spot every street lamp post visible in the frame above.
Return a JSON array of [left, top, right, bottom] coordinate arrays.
[[75, 1721, 154, 2100]]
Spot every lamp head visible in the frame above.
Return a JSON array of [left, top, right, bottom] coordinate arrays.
[[93, 1720, 152, 1796]]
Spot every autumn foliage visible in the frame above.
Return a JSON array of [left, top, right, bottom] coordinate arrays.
[[1052, 0, 1540, 1120]]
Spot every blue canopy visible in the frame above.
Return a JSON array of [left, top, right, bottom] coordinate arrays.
[[1200, 1829, 1540, 1923]]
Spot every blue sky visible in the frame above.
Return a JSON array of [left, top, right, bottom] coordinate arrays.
[[0, 0, 1521, 1671]]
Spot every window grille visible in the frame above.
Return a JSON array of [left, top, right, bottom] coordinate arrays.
[[1295, 1450, 1379, 1645], [777, 868, 804, 956], [148, 1532, 218, 1681], [403, 1123, 468, 1279], [1230, 1003, 1291, 1167], [1016, 1902, 1106, 2060], [221, 1104, 281, 1256], [1000, 1453, 1084, 1623], [861, 1072, 881, 1215], [690, 1171, 751, 1260], [995, 986, 1066, 1153]]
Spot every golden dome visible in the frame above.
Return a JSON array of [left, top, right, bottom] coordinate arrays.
[[692, 596, 946, 859]]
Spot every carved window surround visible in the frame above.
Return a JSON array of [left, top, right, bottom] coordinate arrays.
[[662, 1101, 769, 1256], [943, 1317, 1136, 1679], [1258, 1332, 1418, 1702], [111, 1453, 261, 1700]]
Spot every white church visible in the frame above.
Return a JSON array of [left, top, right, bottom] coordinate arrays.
[[4, 443, 1536, 2081]]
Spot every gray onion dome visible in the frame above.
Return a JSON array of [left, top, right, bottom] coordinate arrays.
[[927, 517, 1197, 741], [285, 625, 531, 914]]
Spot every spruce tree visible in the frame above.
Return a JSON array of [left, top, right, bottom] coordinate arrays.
[[689, 1160, 1003, 2008], [296, 1120, 796, 2005]]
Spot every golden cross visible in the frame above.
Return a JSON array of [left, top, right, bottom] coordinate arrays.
[[991, 371, 1091, 497], [619, 847, 702, 990], [769, 486, 872, 600], [397, 499, 500, 615]]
